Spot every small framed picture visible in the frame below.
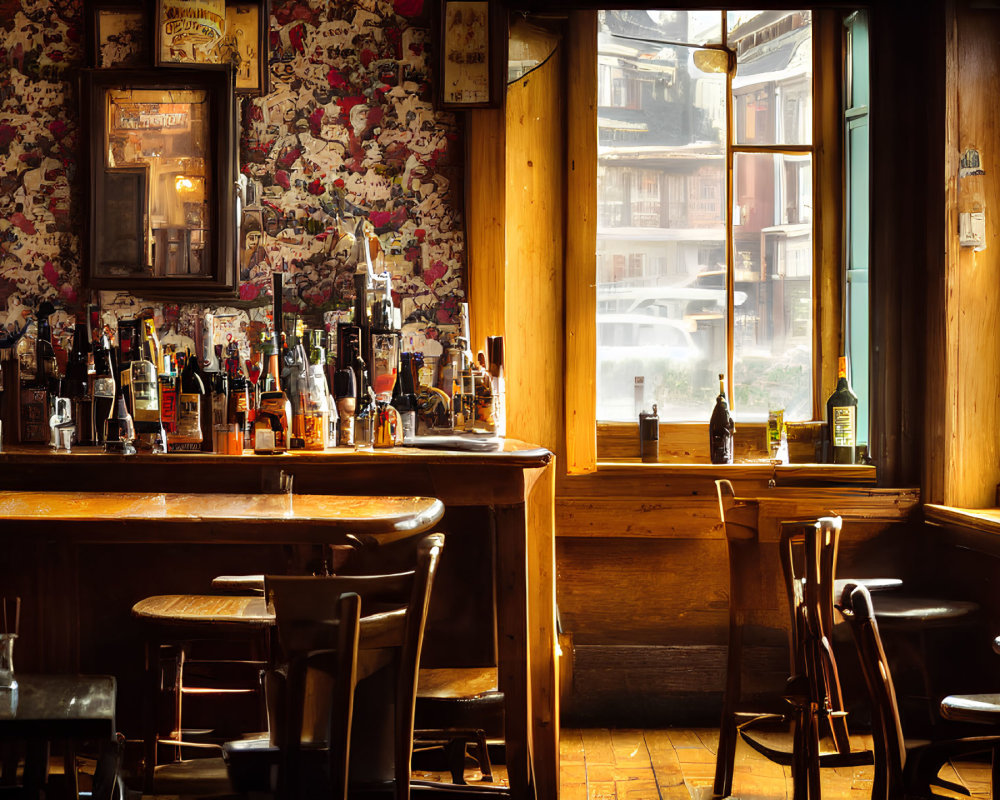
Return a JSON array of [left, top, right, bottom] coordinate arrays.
[[218, 1, 271, 96], [436, 0, 506, 109], [155, 0, 269, 95], [156, 0, 227, 66], [89, 2, 151, 68]]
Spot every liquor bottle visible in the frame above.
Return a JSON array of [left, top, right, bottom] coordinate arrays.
[[301, 330, 329, 450], [20, 304, 55, 443], [34, 302, 58, 394], [172, 350, 205, 451], [129, 319, 161, 431], [333, 368, 356, 447], [210, 370, 228, 453], [227, 365, 249, 454], [103, 348, 136, 455], [826, 356, 858, 464], [64, 312, 93, 444], [254, 325, 291, 454], [709, 373, 735, 465], [92, 332, 116, 445], [487, 336, 506, 437]]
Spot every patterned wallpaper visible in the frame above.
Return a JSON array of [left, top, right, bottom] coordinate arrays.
[[0, 0, 465, 360]]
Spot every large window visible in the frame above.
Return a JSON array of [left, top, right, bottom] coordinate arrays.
[[596, 10, 815, 422]]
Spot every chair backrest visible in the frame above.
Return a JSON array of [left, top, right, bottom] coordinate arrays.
[[265, 532, 445, 800], [780, 516, 852, 754], [260, 587, 361, 800], [840, 582, 907, 800], [716, 480, 763, 626]]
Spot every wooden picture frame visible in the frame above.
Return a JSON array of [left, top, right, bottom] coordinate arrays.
[[220, 0, 270, 96], [88, 2, 151, 68], [95, 166, 149, 277], [155, 0, 269, 96], [81, 68, 238, 297], [436, 0, 506, 109]]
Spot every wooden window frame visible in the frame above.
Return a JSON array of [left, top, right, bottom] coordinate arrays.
[[564, 8, 844, 472]]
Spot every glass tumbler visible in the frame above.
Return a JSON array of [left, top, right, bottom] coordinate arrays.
[[0, 634, 16, 690]]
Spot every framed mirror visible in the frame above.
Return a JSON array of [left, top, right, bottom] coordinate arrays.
[[81, 67, 237, 296]]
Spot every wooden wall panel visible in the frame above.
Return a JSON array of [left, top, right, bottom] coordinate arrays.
[[554, 486, 919, 718], [941, 0, 1000, 508], [465, 108, 507, 350], [504, 49, 565, 453]]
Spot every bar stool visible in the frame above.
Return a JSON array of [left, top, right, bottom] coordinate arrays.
[[714, 479, 984, 799], [130, 492, 446, 794], [131, 594, 274, 793]]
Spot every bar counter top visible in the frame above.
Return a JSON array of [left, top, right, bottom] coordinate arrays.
[[0, 491, 444, 537], [0, 439, 553, 468]]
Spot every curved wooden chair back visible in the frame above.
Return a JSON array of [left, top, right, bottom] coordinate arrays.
[[265, 532, 445, 800], [840, 582, 907, 800], [262, 586, 361, 800], [780, 516, 851, 755]]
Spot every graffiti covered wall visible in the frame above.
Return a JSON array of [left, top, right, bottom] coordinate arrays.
[[0, 0, 464, 359]]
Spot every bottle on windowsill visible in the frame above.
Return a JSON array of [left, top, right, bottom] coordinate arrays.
[[709, 373, 735, 465], [826, 356, 858, 464]]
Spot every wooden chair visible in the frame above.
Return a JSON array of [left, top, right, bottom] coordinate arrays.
[[714, 481, 874, 799], [267, 588, 361, 800], [841, 582, 1000, 799], [731, 516, 873, 800], [224, 533, 444, 800], [335, 531, 506, 789]]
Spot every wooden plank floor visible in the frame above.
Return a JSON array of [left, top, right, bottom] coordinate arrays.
[[561, 727, 992, 800]]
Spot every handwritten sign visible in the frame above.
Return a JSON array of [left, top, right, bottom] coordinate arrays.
[[157, 0, 226, 64]]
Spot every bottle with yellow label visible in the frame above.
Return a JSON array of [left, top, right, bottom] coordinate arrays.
[[826, 356, 858, 464]]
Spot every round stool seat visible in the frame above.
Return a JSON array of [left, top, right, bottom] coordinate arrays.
[[870, 595, 981, 625], [132, 595, 272, 629], [941, 694, 1000, 724]]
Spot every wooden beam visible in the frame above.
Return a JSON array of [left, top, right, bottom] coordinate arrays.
[[465, 108, 507, 353], [504, 43, 565, 452], [564, 11, 598, 474]]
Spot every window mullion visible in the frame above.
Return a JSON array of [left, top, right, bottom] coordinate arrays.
[[724, 10, 735, 408]]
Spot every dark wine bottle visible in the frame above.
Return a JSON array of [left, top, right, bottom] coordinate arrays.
[[826, 356, 858, 464], [65, 313, 93, 444], [34, 302, 58, 393], [709, 373, 735, 465], [92, 332, 115, 445]]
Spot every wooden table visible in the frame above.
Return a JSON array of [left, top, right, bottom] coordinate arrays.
[[0, 441, 557, 800], [0, 674, 117, 799]]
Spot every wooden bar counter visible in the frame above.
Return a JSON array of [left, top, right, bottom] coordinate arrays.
[[0, 441, 556, 800]]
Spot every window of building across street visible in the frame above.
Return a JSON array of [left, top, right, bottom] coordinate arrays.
[[596, 10, 815, 423]]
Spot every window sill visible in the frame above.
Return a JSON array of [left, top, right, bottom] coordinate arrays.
[[924, 504, 1000, 536], [593, 460, 877, 486]]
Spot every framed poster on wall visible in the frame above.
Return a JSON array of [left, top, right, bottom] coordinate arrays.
[[436, 0, 505, 109]]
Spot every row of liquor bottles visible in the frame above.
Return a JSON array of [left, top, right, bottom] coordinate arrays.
[[636, 359, 861, 465], [705, 357, 860, 465], [0, 277, 506, 454]]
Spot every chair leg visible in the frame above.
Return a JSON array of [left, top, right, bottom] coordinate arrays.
[[143, 638, 158, 795], [63, 740, 79, 800], [474, 730, 493, 782], [445, 739, 469, 785], [714, 622, 744, 798]]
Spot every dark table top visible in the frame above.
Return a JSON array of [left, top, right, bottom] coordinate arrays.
[[0, 674, 116, 739]]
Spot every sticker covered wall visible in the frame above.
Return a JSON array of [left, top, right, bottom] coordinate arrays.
[[0, 0, 465, 359]]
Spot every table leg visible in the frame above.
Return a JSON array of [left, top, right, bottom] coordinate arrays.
[[526, 464, 559, 800], [62, 740, 78, 800], [494, 503, 535, 800], [23, 738, 49, 800]]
